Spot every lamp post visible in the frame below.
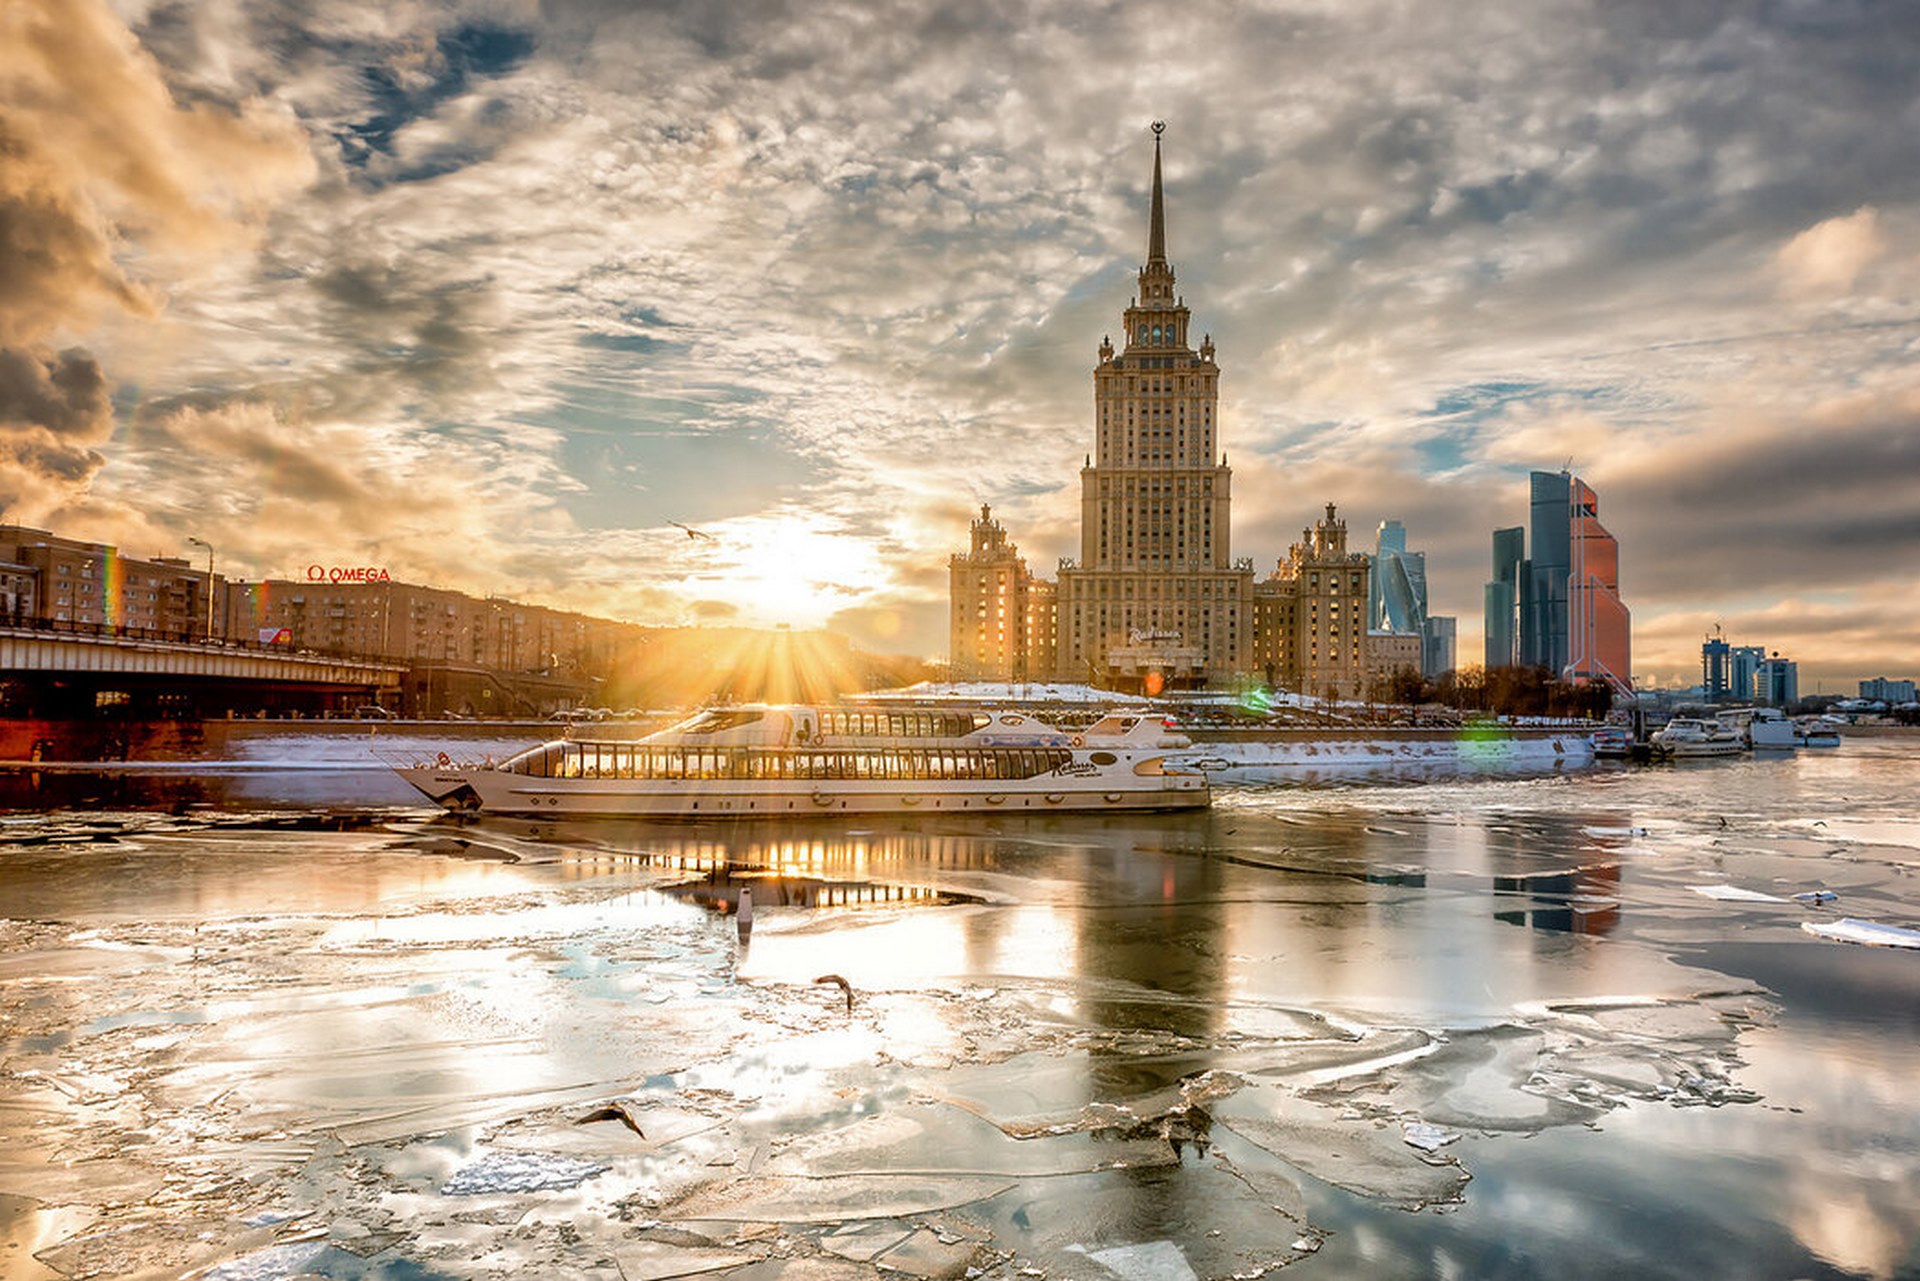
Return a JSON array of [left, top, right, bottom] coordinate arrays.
[[186, 537, 216, 642]]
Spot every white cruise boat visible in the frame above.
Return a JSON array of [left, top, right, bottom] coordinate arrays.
[[1649, 717, 1743, 758], [391, 705, 1209, 818]]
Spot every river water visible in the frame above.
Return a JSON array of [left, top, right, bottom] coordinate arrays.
[[1, 739, 1917, 1280]]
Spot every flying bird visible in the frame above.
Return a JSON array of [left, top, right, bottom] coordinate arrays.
[[668, 520, 715, 542], [575, 1100, 647, 1136]]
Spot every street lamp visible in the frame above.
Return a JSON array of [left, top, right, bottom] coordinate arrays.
[[186, 537, 216, 642]]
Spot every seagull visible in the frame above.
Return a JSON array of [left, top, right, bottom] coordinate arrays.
[[574, 1100, 647, 1137], [814, 973, 854, 1014], [668, 520, 715, 542]]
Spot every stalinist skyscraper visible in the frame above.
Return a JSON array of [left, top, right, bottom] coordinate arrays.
[[1055, 124, 1253, 689]]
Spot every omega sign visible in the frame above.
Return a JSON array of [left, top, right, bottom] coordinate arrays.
[[1127, 627, 1182, 645], [306, 565, 392, 584]]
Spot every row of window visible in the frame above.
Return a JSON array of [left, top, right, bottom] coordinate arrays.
[[506, 745, 1078, 782]]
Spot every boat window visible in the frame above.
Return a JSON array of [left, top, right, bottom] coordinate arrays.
[[1090, 751, 1118, 765], [685, 710, 765, 734]]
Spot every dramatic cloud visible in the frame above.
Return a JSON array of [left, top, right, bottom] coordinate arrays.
[[9, 0, 1918, 684], [0, 0, 313, 523]]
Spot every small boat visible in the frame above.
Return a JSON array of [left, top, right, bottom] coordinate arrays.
[[1590, 726, 1634, 758], [1794, 718, 1842, 748], [390, 704, 1209, 818], [1649, 717, 1743, 758]]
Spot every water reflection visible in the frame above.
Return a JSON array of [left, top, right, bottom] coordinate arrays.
[[1, 743, 1916, 1278]]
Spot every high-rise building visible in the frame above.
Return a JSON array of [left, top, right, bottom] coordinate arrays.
[[1729, 645, 1765, 701], [1369, 520, 1427, 636], [1253, 504, 1372, 699], [1484, 525, 1524, 670], [1522, 472, 1571, 673], [1757, 655, 1798, 706], [1564, 476, 1631, 696], [1369, 519, 1454, 678], [1488, 472, 1631, 695], [948, 505, 1039, 681], [1422, 615, 1457, 678], [1702, 634, 1732, 699], [1054, 124, 1253, 689], [1860, 677, 1917, 702]]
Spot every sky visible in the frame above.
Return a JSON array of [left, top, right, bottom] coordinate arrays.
[[2, 0, 1916, 690]]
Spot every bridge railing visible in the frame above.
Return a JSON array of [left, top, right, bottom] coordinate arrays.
[[0, 615, 398, 667]]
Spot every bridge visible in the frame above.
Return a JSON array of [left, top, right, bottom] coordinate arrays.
[[0, 622, 405, 717]]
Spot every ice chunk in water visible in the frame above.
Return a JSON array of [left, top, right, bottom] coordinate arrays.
[[1690, 884, 1787, 903], [1802, 918, 1920, 949], [1075, 1240, 1200, 1281], [199, 1240, 329, 1281], [1401, 1121, 1461, 1152], [440, 1150, 608, 1195]]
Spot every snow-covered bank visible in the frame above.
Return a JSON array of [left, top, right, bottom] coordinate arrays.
[[1168, 729, 1593, 779]]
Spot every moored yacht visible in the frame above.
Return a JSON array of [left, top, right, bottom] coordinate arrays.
[[391, 705, 1209, 818], [1794, 717, 1842, 748]]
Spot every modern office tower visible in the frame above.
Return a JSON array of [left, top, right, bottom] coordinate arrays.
[[1422, 615, 1457, 677], [1055, 125, 1253, 689], [1523, 471, 1572, 673], [1484, 525, 1525, 669], [1757, 655, 1798, 706], [1702, 635, 1732, 699], [1564, 476, 1631, 695], [1730, 645, 1765, 702], [1369, 520, 1428, 635], [948, 505, 1037, 681], [1370, 519, 1454, 678]]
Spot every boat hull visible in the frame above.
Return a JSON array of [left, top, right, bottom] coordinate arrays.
[[1655, 740, 1744, 758], [395, 767, 1209, 818]]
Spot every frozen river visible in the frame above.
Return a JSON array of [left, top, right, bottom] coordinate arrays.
[[2, 739, 1917, 1279]]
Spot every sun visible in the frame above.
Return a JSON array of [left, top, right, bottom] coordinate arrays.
[[692, 509, 890, 627]]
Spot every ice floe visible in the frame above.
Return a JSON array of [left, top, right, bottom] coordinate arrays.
[[1801, 918, 1920, 949], [440, 1150, 609, 1196]]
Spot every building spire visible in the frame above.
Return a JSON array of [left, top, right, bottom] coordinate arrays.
[[1147, 121, 1167, 266]]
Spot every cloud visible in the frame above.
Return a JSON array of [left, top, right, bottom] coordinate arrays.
[[0, 0, 313, 525], [0, 345, 115, 522], [1775, 206, 1886, 297], [6, 0, 1915, 684]]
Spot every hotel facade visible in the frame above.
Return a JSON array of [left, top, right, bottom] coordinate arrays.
[[949, 129, 1411, 696]]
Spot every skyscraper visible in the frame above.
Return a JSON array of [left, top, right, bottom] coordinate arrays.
[[1757, 655, 1798, 706], [1702, 634, 1731, 699], [1483, 525, 1525, 669], [1564, 476, 1631, 695], [1368, 520, 1427, 636], [1523, 471, 1571, 673], [1055, 124, 1253, 689]]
